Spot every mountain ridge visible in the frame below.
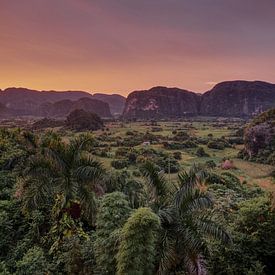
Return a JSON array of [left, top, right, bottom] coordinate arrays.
[[0, 87, 125, 117], [123, 80, 275, 118], [1, 80, 275, 119]]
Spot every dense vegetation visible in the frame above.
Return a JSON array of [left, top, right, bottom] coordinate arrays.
[[0, 116, 274, 274], [240, 108, 275, 165], [66, 109, 104, 131]]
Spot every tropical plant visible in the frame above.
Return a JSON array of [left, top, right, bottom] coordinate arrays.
[[141, 162, 230, 274], [95, 192, 131, 274], [21, 134, 105, 225], [116, 207, 160, 275]]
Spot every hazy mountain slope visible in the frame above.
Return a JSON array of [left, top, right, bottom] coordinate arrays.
[[123, 86, 200, 119], [123, 81, 275, 119], [200, 81, 275, 116], [93, 93, 126, 115], [0, 88, 112, 117]]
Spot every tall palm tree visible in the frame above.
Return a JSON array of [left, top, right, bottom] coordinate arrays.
[[141, 162, 231, 275], [21, 134, 104, 224]]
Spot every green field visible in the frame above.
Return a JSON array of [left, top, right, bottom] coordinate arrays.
[[88, 120, 274, 192]]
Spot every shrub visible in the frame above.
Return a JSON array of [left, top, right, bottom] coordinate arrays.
[[195, 147, 209, 157], [205, 160, 216, 168], [173, 151, 182, 160], [207, 140, 225, 150], [111, 159, 129, 169]]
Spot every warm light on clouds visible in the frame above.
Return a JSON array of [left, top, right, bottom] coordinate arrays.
[[0, 0, 275, 95]]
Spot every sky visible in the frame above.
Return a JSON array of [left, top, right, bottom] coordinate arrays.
[[0, 0, 275, 96]]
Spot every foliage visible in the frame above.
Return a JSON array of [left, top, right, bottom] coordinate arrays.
[[195, 146, 209, 157], [66, 109, 103, 131], [111, 159, 129, 169], [16, 246, 50, 275], [116, 207, 160, 275], [0, 122, 274, 274], [95, 192, 131, 274], [21, 135, 104, 223], [241, 108, 275, 165]]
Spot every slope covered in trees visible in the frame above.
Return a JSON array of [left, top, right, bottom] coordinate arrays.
[[240, 108, 275, 165]]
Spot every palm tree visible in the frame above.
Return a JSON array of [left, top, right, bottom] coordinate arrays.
[[140, 161, 176, 211], [21, 134, 104, 224], [141, 162, 231, 275]]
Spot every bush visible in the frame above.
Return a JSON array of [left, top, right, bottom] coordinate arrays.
[[173, 151, 182, 160], [163, 140, 197, 150], [156, 157, 180, 173], [207, 140, 225, 150], [111, 159, 129, 169], [195, 147, 209, 157]]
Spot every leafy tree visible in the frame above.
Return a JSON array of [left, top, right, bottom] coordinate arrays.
[[116, 207, 160, 275], [104, 170, 146, 208], [66, 109, 103, 131], [21, 135, 104, 224], [95, 192, 131, 274]]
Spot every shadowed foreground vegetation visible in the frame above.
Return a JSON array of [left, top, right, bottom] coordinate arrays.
[[0, 116, 274, 274]]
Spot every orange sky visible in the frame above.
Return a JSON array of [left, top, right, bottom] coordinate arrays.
[[1, 0, 275, 96]]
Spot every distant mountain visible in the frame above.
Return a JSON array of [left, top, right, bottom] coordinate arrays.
[[2, 81, 275, 120], [0, 102, 11, 118], [93, 93, 126, 115], [200, 81, 275, 117], [123, 86, 200, 119], [0, 88, 117, 118], [123, 81, 275, 119], [37, 97, 111, 118]]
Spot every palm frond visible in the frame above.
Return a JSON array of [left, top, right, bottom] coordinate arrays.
[[78, 184, 97, 225], [178, 164, 209, 189], [158, 230, 178, 274], [183, 253, 207, 275], [141, 161, 171, 203], [43, 147, 66, 174], [24, 155, 56, 179], [175, 188, 213, 215], [195, 214, 231, 244], [68, 135, 94, 162], [22, 177, 55, 213]]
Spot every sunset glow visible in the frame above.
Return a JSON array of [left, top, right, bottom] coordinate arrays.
[[1, 0, 275, 95]]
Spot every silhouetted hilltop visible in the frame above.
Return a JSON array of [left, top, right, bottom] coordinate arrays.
[[200, 81, 275, 117], [123, 81, 275, 119], [0, 88, 114, 118], [123, 86, 200, 119]]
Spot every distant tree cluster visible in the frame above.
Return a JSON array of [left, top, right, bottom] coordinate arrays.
[[239, 108, 275, 165], [66, 109, 104, 131]]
